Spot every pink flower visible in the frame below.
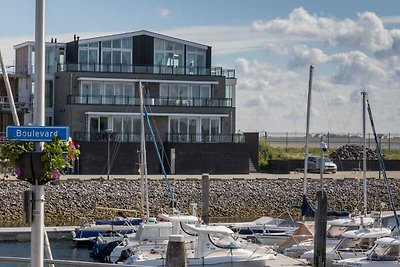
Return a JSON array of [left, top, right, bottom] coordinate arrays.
[[14, 168, 21, 177], [52, 170, 61, 179]]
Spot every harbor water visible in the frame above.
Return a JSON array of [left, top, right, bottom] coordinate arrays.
[[0, 240, 92, 267]]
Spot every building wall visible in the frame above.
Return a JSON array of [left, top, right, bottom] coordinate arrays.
[[78, 141, 161, 175], [54, 71, 232, 136], [133, 35, 154, 66], [164, 142, 249, 174], [77, 141, 250, 175], [15, 47, 29, 75]]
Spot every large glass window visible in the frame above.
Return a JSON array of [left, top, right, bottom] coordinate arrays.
[[79, 42, 98, 71], [154, 38, 184, 74], [186, 45, 207, 74], [89, 115, 140, 142], [80, 81, 135, 105], [101, 38, 132, 72], [168, 117, 220, 143], [159, 83, 211, 106]]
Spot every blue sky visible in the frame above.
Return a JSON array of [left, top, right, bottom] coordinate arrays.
[[1, 0, 400, 134]]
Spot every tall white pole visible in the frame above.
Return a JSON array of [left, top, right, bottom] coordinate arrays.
[[32, 1, 45, 267], [0, 49, 20, 126], [362, 91, 367, 215], [139, 81, 145, 221], [303, 65, 313, 196]]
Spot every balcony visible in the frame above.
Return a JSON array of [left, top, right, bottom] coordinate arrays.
[[0, 96, 31, 113], [68, 95, 233, 107], [56, 63, 235, 78], [166, 133, 244, 143], [73, 131, 244, 144]]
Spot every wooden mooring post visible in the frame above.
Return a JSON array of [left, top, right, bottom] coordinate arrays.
[[166, 235, 187, 267], [201, 173, 210, 224]]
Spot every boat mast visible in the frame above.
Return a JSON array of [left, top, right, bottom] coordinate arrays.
[[139, 81, 150, 221], [303, 65, 313, 197], [366, 94, 400, 232], [0, 49, 20, 126], [362, 91, 367, 215]]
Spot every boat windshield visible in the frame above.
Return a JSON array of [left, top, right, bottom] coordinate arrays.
[[369, 244, 400, 261], [335, 237, 375, 252], [209, 233, 241, 249]]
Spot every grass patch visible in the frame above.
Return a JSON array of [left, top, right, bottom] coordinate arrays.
[[259, 140, 400, 169]]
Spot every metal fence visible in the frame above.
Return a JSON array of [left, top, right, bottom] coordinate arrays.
[[259, 132, 400, 150]]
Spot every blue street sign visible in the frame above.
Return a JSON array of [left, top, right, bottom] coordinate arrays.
[[6, 126, 70, 142]]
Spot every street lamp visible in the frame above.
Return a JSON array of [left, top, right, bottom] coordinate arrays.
[[105, 129, 113, 180]]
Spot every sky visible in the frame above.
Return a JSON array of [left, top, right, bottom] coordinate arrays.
[[1, 0, 400, 135]]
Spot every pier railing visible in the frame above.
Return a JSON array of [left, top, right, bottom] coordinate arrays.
[[260, 131, 400, 150]]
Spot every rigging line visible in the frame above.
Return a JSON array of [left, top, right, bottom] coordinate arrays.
[[109, 93, 137, 169], [144, 107, 177, 209], [366, 95, 400, 233], [314, 74, 359, 134], [142, 91, 173, 171], [313, 74, 340, 133], [288, 83, 308, 133]]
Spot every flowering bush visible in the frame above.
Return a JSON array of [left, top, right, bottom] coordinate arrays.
[[0, 135, 80, 184]]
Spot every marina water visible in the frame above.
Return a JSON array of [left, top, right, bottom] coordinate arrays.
[[0, 240, 92, 267]]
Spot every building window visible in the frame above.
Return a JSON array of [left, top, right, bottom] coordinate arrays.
[[154, 38, 184, 74], [159, 83, 211, 106], [168, 117, 220, 142], [45, 81, 53, 107], [78, 42, 98, 71], [186, 46, 207, 75], [79, 81, 136, 105], [101, 37, 132, 72], [88, 115, 140, 142], [225, 85, 234, 107]]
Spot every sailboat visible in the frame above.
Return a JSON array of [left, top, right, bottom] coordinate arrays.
[[331, 92, 400, 267], [112, 84, 308, 266], [300, 91, 395, 267], [300, 66, 349, 218]]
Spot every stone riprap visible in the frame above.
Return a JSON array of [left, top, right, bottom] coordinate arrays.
[[0, 178, 397, 226]]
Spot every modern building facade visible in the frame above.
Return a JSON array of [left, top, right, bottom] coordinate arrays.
[[9, 30, 258, 175]]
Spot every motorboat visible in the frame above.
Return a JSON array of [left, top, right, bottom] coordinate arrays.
[[109, 213, 199, 263], [122, 223, 306, 266], [71, 223, 136, 246], [301, 226, 392, 266], [227, 215, 299, 244], [333, 237, 400, 266], [283, 216, 375, 258]]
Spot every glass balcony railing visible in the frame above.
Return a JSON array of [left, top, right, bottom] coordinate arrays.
[[68, 95, 233, 107], [166, 133, 244, 143], [73, 131, 243, 144], [56, 63, 235, 78]]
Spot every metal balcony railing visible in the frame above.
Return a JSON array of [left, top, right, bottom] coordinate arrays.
[[166, 133, 245, 143], [0, 96, 31, 112], [73, 131, 151, 143], [55, 63, 235, 78], [68, 95, 233, 107], [73, 132, 243, 144]]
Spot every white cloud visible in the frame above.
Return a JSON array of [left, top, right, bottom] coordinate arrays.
[[253, 7, 393, 52], [380, 16, 400, 24], [289, 45, 329, 68], [158, 8, 170, 18]]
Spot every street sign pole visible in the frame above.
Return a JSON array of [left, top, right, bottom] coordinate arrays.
[[32, 0, 45, 267]]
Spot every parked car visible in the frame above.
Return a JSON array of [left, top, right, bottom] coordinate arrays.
[[307, 156, 337, 173]]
